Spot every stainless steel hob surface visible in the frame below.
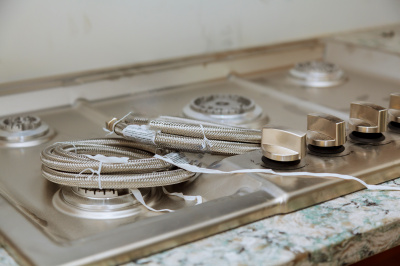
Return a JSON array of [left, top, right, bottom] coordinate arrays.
[[1, 66, 400, 265]]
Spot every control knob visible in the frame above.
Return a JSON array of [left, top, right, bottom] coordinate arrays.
[[348, 101, 387, 141], [388, 93, 400, 132], [307, 113, 346, 154], [261, 126, 306, 165]]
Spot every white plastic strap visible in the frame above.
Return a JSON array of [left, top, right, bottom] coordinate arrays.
[[122, 125, 157, 145], [162, 187, 202, 205], [78, 154, 129, 189], [155, 153, 400, 191], [71, 143, 77, 154], [77, 161, 103, 189], [199, 124, 213, 151], [131, 188, 202, 213], [131, 188, 174, 212]]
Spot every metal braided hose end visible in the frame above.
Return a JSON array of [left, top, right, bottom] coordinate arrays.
[[124, 116, 150, 125]]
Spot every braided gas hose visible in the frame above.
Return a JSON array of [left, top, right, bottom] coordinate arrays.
[[149, 120, 261, 143], [41, 116, 260, 189], [107, 115, 261, 155], [41, 138, 195, 189]]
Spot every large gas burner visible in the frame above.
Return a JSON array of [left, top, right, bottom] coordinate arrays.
[[182, 94, 269, 128], [0, 115, 55, 147], [53, 187, 159, 219], [288, 61, 347, 87]]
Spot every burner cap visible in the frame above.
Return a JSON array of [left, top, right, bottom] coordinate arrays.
[[0, 115, 55, 147], [182, 94, 268, 127], [289, 61, 346, 87]]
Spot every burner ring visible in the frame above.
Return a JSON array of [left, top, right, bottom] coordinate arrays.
[[0, 115, 55, 147], [288, 61, 347, 87], [53, 186, 160, 219], [183, 94, 268, 127]]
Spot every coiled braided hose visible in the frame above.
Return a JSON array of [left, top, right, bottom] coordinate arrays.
[[109, 115, 261, 155], [41, 138, 195, 189], [41, 116, 261, 189]]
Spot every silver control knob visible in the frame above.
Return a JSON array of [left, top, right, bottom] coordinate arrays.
[[307, 113, 346, 147], [261, 126, 306, 162], [389, 93, 400, 123], [348, 102, 387, 134]]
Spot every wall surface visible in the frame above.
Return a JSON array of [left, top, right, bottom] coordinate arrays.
[[1, 0, 400, 84]]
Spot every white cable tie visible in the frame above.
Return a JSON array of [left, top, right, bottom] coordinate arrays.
[[72, 143, 77, 154], [97, 162, 103, 189], [199, 124, 212, 151], [78, 154, 130, 189], [131, 188, 174, 213], [106, 111, 133, 136], [130, 187, 202, 213], [152, 130, 159, 145], [154, 153, 400, 192], [162, 187, 203, 205], [77, 161, 103, 189]]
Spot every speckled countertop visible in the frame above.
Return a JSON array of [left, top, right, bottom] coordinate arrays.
[[2, 178, 400, 266]]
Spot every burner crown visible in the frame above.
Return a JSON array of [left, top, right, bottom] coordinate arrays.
[[0, 116, 41, 132], [0, 115, 55, 147], [182, 94, 268, 127], [289, 61, 346, 87], [191, 94, 255, 115]]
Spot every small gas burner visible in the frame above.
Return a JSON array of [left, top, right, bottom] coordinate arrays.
[[288, 61, 347, 87], [0, 115, 55, 147], [53, 187, 159, 219], [182, 94, 269, 128]]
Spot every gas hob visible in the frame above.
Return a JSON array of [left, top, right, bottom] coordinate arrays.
[[1, 36, 400, 265]]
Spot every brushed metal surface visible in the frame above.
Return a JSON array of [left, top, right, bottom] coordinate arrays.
[[250, 68, 400, 113]]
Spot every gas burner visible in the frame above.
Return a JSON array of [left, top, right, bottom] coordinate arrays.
[[182, 94, 269, 128], [0, 115, 55, 147], [53, 187, 159, 219], [288, 61, 347, 87]]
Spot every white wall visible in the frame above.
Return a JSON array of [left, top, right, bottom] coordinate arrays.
[[1, 0, 400, 84]]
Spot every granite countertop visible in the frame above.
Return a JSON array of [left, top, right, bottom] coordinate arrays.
[[2, 178, 400, 266]]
